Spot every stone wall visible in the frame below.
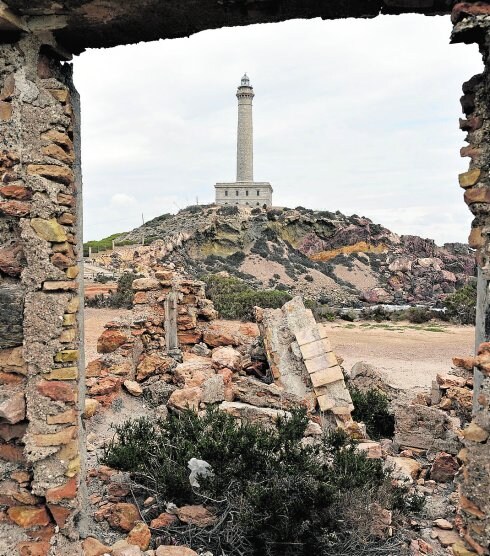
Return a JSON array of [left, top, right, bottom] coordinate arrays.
[[0, 38, 84, 555], [452, 4, 490, 553]]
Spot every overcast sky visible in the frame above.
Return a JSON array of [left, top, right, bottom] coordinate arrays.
[[74, 14, 482, 245]]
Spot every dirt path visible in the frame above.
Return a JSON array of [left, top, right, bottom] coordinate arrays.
[[324, 321, 475, 393]]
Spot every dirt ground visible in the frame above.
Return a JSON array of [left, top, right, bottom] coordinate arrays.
[[325, 321, 475, 393], [84, 309, 475, 395], [84, 308, 133, 363]]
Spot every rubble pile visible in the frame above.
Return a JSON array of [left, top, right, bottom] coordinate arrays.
[[81, 265, 484, 555]]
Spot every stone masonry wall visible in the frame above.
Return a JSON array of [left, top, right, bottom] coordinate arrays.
[[0, 38, 83, 555], [452, 4, 490, 554]]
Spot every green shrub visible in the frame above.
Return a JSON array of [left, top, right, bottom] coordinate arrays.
[[405, 307, 432, 324], [103, 408, 408, 555], [349, 386, 395, 440], [227, 251, 246, 265], [87, 272, 143, 309], [203, 274, 291, 320], [443, 281, 477, 325]]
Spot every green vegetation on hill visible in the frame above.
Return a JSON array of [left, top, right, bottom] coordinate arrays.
[[84, 233, 125, 256], [203, 274, 292, 320]]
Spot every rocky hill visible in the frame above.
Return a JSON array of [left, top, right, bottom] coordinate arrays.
[[110, 204, 475, 307]]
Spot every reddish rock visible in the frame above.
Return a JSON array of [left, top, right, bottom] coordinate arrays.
[[58, 212, 75, 226], [107, 503, 140, 532], [436, 373, 466, 389], [57, 193, 75, 207], [452, 2, 490, 24], [0, 200, 30, 217], [7, 505, 50, 527], [0, 391, 25, 424], [0, 185, 32, 200], [150, 512, 177, 529], [203, 324, 237, 347], [89, 376, 121, 397], [86, 359, 105, 378], [82, 537, 113, 556], [47, 504, 71, 528], [133, 291, 147, 304], [177, 331, 203, 345], [360, 287, 393, 304], [0, 422, 27, 441], [46, 477, 77, 503], [50, 252, 74, 269], [0, 243, 24, 276], [212, 346, 242, 371], [136, 353, 175, 381], [168, 387, 202, 412], [17, 541, 51, 556], [176, 505, 217, 528], [0, 372, 24, 386], [37, 380, 76, 403], [460, 115, 483, 132], [452, 356, 476, 371], [126, 521, 151, 550], [430, 452, 459, 483], [464, 187, 490, 205], [155, 548, 198, 556], [174, 356, 215, 387], [97, 329, 128, 353], [0, 443, 26, 463], [460, 146, 482, 162]]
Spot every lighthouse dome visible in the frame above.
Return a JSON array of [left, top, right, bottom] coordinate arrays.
[[241, 73, 250, 86]]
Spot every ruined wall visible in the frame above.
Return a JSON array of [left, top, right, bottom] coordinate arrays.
[[452, 4, 490, 553], [0, 38, 84, 555]]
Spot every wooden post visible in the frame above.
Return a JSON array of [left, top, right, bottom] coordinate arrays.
[[165, 291, 179, 352]]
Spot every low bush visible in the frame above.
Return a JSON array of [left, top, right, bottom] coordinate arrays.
[[443, 281, 477, 325], [405, 307, 433, 324], [103, 407, 409, 555], [348, 386, 395, 440], [85, 272, 142, 309], [203, 274, 291, 320]]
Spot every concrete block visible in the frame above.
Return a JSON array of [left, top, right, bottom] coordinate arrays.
[[309, 365, 344, 388]]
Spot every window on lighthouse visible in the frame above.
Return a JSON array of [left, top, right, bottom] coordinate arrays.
[[246, 190, 249, 196], [225, 190, 228, 197], [257, 190, 260, 196], [236, 191, 239, 196]]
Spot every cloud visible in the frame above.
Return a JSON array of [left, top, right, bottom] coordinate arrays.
[[74, 14, 483, 244], [111, 193, 137, 206]]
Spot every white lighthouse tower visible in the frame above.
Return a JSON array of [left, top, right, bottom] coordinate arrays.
[[215, 74, 273, 207]]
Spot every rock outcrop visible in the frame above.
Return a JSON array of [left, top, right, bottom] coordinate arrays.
[[103, 205, 476, 307]]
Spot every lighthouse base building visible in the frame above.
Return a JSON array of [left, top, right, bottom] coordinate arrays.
[[215, 182, 273, 207]]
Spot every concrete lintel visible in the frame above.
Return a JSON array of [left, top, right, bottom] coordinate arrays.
[[0, 2, 28, 32], [27, 15, 68, 32]]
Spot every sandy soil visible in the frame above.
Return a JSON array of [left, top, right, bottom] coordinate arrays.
[[325, 321, 475, 393], [84, 308, 133, 362]]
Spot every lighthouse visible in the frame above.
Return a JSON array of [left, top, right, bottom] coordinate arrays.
[[215, 74, 273, 207]]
